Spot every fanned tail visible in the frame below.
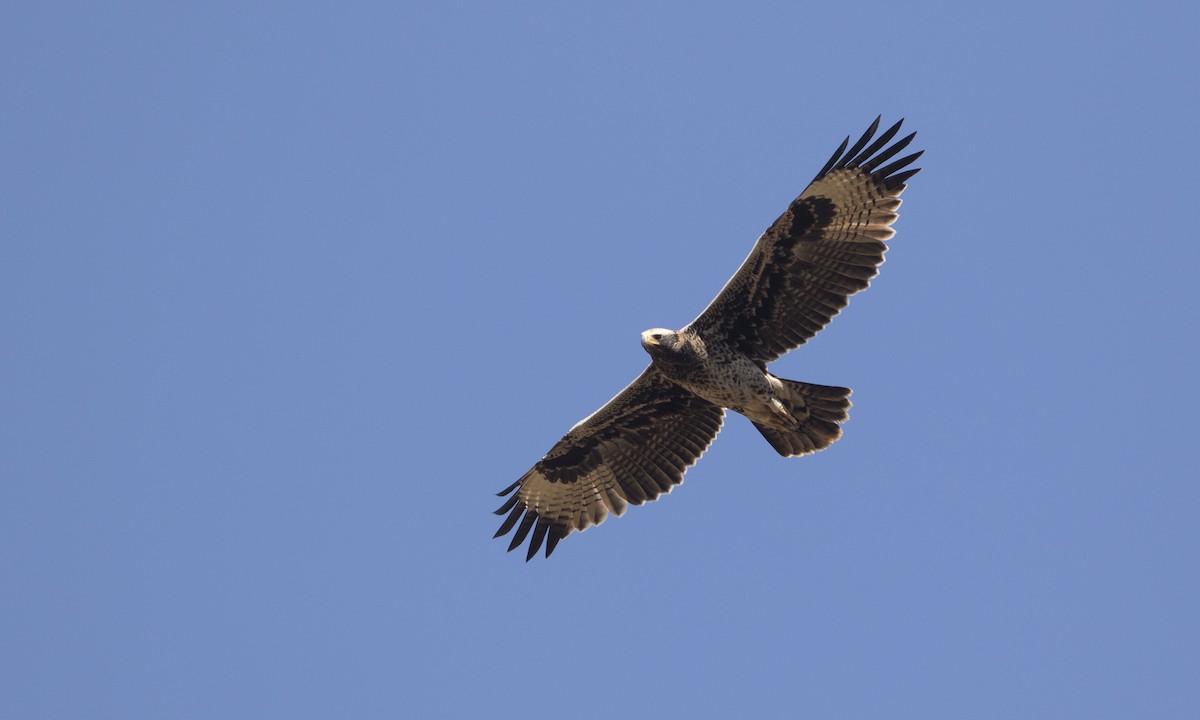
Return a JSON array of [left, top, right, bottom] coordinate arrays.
[[753, 379, 851, 457]]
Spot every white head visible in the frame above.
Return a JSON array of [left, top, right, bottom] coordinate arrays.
[[640, 328, 679, 354]]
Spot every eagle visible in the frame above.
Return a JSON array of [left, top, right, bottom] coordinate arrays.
[[495, 117, 922, 560]]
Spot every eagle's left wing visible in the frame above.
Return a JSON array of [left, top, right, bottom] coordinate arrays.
[[687, 117, 922, 363], [494, 366, 724, 561]]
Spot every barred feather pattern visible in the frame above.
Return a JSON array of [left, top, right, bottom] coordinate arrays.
[[494, 367, 724, 561], [688, 116, 922, 363]]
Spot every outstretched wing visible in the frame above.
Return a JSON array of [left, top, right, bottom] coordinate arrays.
[[687, 117, 923, 363], [494, 366, 724, 561]]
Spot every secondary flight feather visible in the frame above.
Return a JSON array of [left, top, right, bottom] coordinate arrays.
[[495, 117, 922, 560]]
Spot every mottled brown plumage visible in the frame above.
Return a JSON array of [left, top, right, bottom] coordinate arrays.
[[496, 117, 922, 560]]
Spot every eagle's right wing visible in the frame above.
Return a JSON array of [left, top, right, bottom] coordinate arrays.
[[494, 366, 724, 561], [687, 117, 922, 363]]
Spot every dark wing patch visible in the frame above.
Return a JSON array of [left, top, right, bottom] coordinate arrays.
[[494, 366, 724, 561], [687, 117, 923, 363]]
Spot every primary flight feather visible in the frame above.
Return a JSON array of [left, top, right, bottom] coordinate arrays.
[[495, 117, 922, 560]]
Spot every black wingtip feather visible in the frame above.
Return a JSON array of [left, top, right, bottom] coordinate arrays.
[[525, 518, 551, 562], [545, 527, 564, 557], [850, 118, 903, 168], [494, 491, 521, 516], [815, 135, 850, 181], [860, 129, 913, 173], [876, 150, 924, 180], [507, 511, 538, 553], [494, 503, 525, 538], [888, 168, 922, 188], [496, 480, 520, 497], [838, 116, 881, 171]]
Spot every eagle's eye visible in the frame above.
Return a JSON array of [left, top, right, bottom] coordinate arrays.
[[651, 332, 664, 341]]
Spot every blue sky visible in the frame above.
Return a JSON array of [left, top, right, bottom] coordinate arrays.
[[3, 1, 1198, 718]]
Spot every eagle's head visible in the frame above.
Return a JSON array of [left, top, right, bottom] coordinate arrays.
[[640, 328, 681, 355]]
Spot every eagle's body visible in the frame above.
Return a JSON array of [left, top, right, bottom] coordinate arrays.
[[495, 118, 922, 560], [641, 328, 785, 429]]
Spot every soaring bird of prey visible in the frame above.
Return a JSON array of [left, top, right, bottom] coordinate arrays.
[[495, 117, 922, 560]]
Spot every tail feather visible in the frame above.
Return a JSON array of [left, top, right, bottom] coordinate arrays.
[[753, 379, 852, 457]]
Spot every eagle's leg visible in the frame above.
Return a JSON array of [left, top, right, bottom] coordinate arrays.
[[767, 396, 803, 429], [736, 394, 802, 431], [748, 377, 852, 457]]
